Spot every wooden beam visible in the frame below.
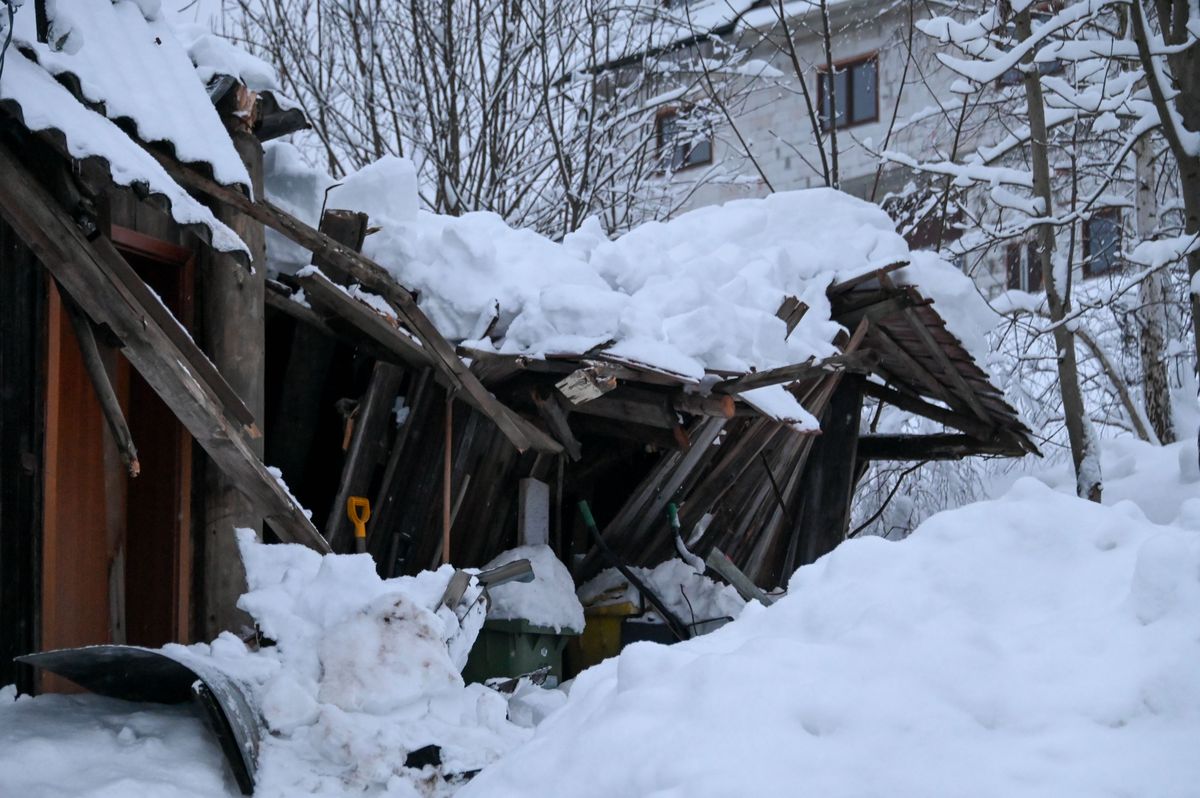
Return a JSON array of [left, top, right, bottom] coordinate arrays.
[[858, 433, 1022, 461], [148, 151, 551, 455], [714, 350, 880, 395], [863, 381, 1000, 443], [0, 142, 329, 552], [789, 376, 864, 575], [826, 261, 908, 296], [61, 294, 140, 477], [297, 268, 431, 367], [569, 385, 677, 429], [531, 388, 583, 461]]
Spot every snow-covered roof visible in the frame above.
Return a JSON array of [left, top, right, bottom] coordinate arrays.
[[0, 0, 265, 254], [0, 50, 248, 254], [270, 151, 1017, 436], [12, 0, 250, 189]]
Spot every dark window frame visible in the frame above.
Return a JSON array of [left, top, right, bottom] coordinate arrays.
[[1005, 240, 1043, 292], [655, 106, 713, 172], [816, 53, 880, 131], [1082, 208, 1123, 278]]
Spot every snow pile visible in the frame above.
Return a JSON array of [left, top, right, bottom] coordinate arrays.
[[579, 558, 747, 632], [189, 531, 530, 797], [462, 481, 1200, 798], [0, 689, 234, 798], [0, 532, 535, 798], [479, 545, 584, 633]]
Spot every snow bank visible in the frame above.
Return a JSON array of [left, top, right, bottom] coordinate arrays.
[[480, 545, 584, 633], [462, 481, 1200, 798]]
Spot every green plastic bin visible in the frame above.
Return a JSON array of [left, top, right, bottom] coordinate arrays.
[[462, 618, 578, 687]]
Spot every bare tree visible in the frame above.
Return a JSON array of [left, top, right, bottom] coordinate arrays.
[[227, 0, 755, 237]]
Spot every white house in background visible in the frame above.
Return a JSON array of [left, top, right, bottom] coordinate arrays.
[[641, 0, 1129, 301]]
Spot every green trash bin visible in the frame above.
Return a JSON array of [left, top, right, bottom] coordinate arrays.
[[461, 618, 579, 687]]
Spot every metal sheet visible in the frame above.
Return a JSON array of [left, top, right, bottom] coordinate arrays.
[[17, 645, 262, 795]]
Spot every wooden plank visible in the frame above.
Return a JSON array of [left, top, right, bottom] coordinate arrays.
[[826, 261, 908, 296], [297, 268, 431, 367], [858, 433, 1022, 460], [0, 142, 329, 553], [148, 152, 554, 455], [310, 209, 368, 283], [555, 364, 619, 405], [775, 296, 809, 337], [569, 386, 677, 429], [91, 234, 260, 436]]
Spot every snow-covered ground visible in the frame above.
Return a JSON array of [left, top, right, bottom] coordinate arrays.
[[3, 437, 1197, 797], [463, 473, 1200, 798]]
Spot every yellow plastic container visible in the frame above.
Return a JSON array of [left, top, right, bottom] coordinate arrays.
[[568, 601, 639, 675]]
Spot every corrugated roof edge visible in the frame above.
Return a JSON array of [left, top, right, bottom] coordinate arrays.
[[0, 97, 251, 268], [14, 44, 252, 194]]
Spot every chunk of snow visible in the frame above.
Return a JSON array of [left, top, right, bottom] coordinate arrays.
[[481, 545, 584, 633]]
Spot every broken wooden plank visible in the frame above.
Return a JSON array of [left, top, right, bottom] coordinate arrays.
[[775, 295, 809, 338], [0, 142, 328, 552], [826, 261, 908, 296], [147, 151, 552, 455]]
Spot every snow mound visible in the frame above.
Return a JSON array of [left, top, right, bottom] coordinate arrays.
[[462, 481, 1200, 798], [480, 545, 584, 633]]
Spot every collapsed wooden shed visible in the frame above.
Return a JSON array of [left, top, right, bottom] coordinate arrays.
[[0, 0, 1035, 695]]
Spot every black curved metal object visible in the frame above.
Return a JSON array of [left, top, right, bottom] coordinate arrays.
[[16, 645, 262, 795]]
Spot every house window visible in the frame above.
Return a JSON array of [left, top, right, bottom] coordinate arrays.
[[818, 54, 878, 130], [1006, 241, 1043, 292], [1083, 209, 1122, 276], [656, 108, 712, 171]]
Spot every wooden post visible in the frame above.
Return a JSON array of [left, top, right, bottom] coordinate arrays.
[[787, 376, 865, 581], [201, 119, 267, 638]]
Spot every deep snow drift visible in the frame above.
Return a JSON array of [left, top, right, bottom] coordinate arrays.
[[5, 472, 1198, 797], [462, 479, 1200, 798]]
